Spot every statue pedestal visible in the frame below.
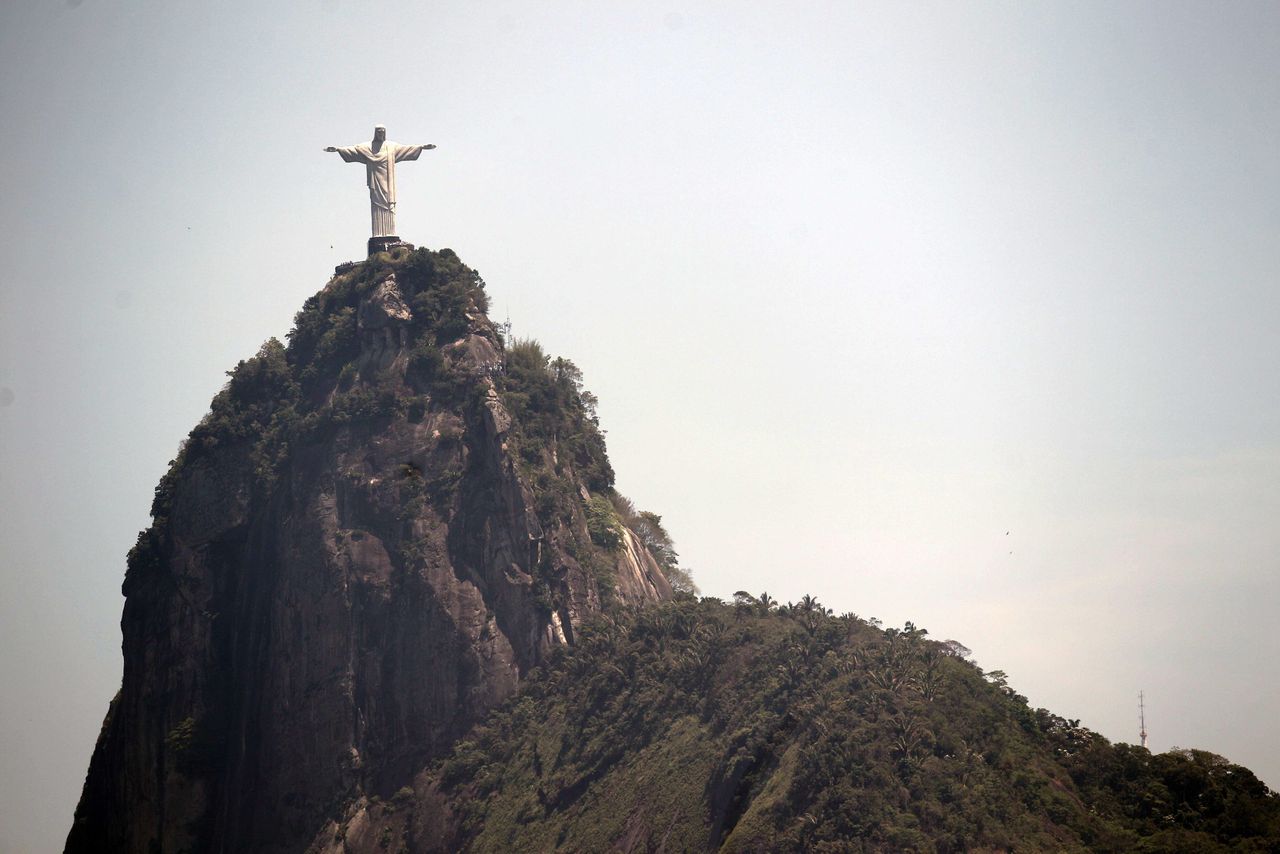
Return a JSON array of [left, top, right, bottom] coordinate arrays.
[[368, 236, 415, 256]]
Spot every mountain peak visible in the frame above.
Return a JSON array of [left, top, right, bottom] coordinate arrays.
[[68, 247, 674, 852]]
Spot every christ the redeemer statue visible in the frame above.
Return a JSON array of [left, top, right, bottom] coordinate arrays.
[[325, 125, 435, 255]]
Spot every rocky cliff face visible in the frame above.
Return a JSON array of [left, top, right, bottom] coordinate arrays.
[[67, 248, 672, 854]]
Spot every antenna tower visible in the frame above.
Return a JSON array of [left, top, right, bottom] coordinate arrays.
[[1138, 691, 1148, 749]]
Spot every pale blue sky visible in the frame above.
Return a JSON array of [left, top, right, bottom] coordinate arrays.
[[2, 2, 1278, 850]]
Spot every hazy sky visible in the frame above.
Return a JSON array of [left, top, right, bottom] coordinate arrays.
[[2, 1, 1278, 850]]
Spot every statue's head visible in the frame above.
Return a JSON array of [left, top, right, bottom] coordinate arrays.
[[373, 125, 387, 143]]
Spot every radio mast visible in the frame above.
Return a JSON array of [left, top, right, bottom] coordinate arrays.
[[1139, 691, 1148, 749]]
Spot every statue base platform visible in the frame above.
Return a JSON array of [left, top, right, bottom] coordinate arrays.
[[368, 236, 415, 256]]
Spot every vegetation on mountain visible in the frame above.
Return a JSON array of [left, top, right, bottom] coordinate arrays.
[[393, 596, 1279, 852]]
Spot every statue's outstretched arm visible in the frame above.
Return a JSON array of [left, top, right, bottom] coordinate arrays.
[[327, 145, 369, 163], [394, 143, 436, 162]]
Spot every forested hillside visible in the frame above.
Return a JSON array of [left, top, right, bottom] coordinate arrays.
[[317, 595, 1280, 853]]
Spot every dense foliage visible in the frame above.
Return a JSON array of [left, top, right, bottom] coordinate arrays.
[[492, 336, 696, 604], [498, 338, 613, 495], [418, 597, 1279, 852]]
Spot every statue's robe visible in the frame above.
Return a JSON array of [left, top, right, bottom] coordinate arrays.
[[334, 141, 428, 237]]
